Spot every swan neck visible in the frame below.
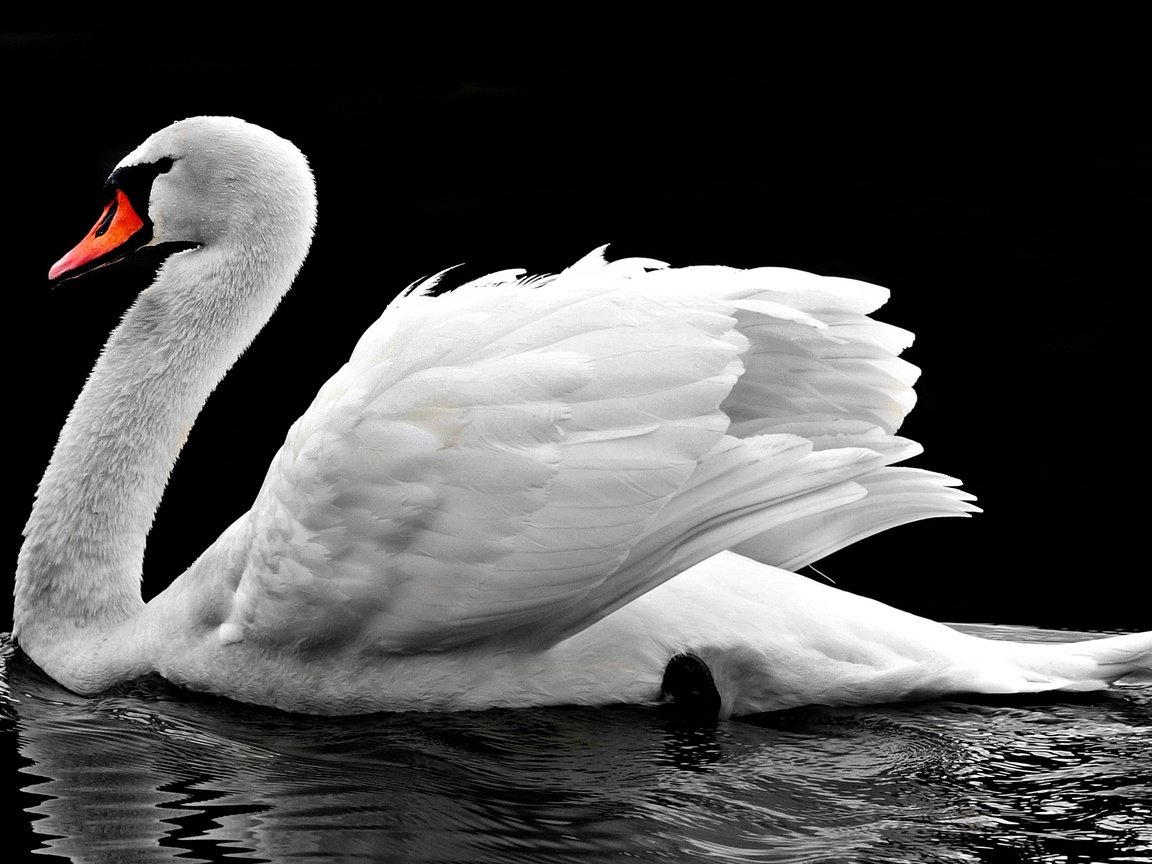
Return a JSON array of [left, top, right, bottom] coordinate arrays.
[[14, 238, 306, 673]]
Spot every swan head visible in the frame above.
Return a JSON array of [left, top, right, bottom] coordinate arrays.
[[50, 116, 316, 283]]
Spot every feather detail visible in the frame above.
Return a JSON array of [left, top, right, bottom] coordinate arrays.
[[206, 251, 971, 654]]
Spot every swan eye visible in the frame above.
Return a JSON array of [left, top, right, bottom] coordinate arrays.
[[105, 155, 178, 207]]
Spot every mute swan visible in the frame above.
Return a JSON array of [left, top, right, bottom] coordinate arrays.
[[15, 117, 1150, 718]]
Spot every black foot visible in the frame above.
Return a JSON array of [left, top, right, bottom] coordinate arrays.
[[661, 653, 721, 719]]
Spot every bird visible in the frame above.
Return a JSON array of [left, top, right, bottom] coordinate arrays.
[[14, 116, 1150, 719]]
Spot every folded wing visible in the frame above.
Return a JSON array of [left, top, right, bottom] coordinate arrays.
[[208, 249, 975, 653]]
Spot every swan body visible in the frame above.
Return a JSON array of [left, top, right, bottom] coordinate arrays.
[[15, 117, 1150, 717]]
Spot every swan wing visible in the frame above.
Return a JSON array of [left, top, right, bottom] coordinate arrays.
[[202, 249, 970, 653]]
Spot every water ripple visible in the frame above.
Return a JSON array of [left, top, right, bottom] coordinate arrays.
[[3, 628, 1150, 863]]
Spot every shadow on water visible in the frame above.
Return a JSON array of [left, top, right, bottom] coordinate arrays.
[[3, 628, 1150, 863]]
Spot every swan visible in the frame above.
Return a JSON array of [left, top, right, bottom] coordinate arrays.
[[15, 116, 1150, 718]]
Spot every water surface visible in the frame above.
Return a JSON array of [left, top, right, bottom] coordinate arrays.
[[3, 626, 1149, 863]]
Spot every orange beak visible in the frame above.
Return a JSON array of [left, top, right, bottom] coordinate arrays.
[[49, 189, 146, 281]]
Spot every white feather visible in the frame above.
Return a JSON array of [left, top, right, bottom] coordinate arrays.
[[15, 117, 1148, 717]]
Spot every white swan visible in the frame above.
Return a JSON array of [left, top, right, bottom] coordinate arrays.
[[15, 117, 1150, 717]]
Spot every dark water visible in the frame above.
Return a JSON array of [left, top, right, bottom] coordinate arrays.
[[3, 627, 1149, 864]]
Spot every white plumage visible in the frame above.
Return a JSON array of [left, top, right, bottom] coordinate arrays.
[[15, 117, 1149, 717]]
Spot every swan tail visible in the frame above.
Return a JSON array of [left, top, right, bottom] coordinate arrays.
[[984, 631, 1152, 692], [632, 558, 1151, 716]]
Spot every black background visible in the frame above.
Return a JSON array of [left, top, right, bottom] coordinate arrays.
[[4, 13, 1147, 631]]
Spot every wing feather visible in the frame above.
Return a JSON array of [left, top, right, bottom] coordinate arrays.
[[218, 255, 749, 650], [203, 250, 971, 654]]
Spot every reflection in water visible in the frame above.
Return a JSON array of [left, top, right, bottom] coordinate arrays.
[[3, 627, 1150, 863]]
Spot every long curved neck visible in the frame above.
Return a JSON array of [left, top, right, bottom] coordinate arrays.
[[14, 228, 309, 682]]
